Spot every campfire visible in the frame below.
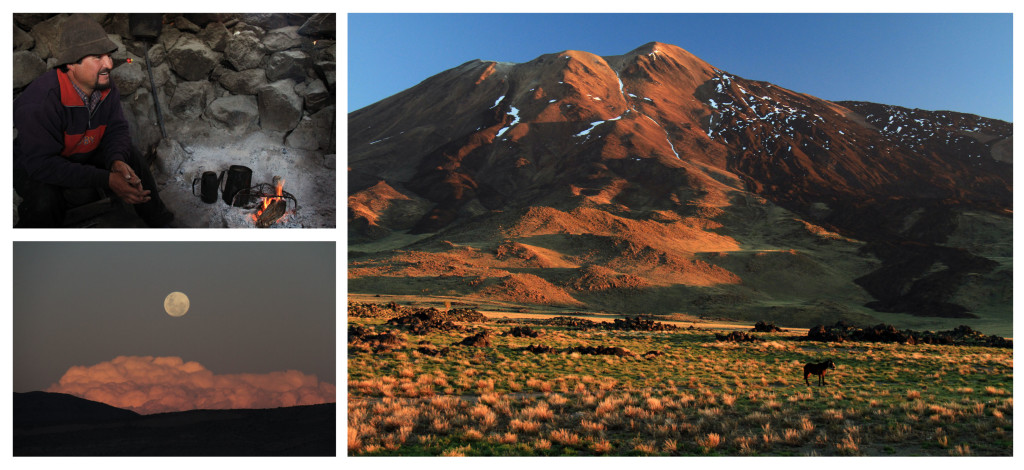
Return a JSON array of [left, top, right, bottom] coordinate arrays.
[[232, 176, 298, 228], [254, 176, 287, 227]]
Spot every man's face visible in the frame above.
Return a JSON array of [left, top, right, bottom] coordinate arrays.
[[67, 53, 113, 94]]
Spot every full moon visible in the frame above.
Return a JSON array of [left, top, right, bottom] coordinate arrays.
[[164, 292, 190, 317]]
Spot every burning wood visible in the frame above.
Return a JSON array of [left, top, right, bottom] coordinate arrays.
[[254, 176, 292, 228], [256, 198, 288, 228]]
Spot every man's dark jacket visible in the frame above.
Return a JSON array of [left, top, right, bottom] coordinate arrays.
[[14, 68, 131, 188]]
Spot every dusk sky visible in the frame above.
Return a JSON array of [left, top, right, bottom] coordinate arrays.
[[348, 13, 1012, 122], [13, 242, 335, 406]]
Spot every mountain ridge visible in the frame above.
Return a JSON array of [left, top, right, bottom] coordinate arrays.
[[348, 42, 1011, 333]]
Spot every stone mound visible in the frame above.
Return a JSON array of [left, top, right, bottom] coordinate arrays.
[[715, 331, 761, 342], [540, 316, 601, 330], [751, 321, 786, 332], [607, 316, 678, 331], [806, 324, 845, 342], [348, 325, 405, 352], [349, 302, 486, 323], [386, 308, 462, 335], [348, 301, 411, 319], [566, 345, 634, 357], [444, 308, 487, 322], [348, 324, 371, 339], [503, 326, 542, 338], [521, 344, 554, 354], [805, 322, 1012, 348], [536, 315, 677, 331], [454, 331, 492, 347]]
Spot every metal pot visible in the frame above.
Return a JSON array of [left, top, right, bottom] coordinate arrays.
[[199, 171, 219, 203], [221, 165, 252, 206]]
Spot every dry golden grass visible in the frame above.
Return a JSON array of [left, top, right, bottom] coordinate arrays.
[[492, 432, 518, 444], [695, 432, 723, 453], [633, 442, 659, 455], [510, 418, 543, 434], [348, 316, 1013, 456], [521, 402, 555, 421], [549, 428, 582, 446], [835, 433, 860, 455], [440, 445, 470, 456], [580, 419, 605, 433]]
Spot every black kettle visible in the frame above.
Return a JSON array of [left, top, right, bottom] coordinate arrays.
[[221, 165, 252, 206], [191, 170, 219, 204]]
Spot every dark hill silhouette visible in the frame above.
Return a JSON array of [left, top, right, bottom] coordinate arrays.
[[348, 42, 1011, 334], [14, 392, 335, 456], [15, 391, 140, 427]]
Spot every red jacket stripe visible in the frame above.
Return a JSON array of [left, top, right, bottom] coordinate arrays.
[[61, 125, 107, 156]]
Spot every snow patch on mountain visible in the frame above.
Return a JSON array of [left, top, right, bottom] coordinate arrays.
[[496, 107, 520, 138]]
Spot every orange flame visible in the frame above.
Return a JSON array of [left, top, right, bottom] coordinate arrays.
[[253, 178, 286, 221]]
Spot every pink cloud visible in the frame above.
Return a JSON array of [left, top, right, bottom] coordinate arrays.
[[47, 356, 335, 414]]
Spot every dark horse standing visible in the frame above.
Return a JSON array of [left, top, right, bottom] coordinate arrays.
[[804, 359, 836, 386]]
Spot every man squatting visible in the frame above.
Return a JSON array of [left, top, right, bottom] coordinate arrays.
[[14, 14, 173, 227]]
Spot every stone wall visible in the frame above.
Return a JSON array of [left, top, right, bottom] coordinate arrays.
[[13, 13, 336, 156]]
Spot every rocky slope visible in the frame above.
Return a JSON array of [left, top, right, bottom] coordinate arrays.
[[348, 42, 1011, 333]]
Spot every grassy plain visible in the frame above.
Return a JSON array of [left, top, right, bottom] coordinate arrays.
[[348, 312, 1012, 456]]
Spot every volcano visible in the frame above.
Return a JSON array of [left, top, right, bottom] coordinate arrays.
[[348, 42, 1011, 333]]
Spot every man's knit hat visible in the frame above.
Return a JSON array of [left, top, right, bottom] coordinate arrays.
[[54, 14, 118, 67]]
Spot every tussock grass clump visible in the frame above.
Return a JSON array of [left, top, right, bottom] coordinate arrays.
[[549, 428, 583, 447], [696, 432, 723, 453], [510, 418, 543, 434], [591, 439, 613, 454]]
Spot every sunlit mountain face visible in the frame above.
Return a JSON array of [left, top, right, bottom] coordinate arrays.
[[348, 42, 1011, 333]]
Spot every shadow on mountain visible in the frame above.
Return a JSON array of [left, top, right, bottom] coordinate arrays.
[[14, 392, 335, 456]]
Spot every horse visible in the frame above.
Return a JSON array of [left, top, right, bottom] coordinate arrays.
[[803, 359, 836, 386]]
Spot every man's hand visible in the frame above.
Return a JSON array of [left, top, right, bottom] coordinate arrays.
[[108, 160, 151, 204]]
